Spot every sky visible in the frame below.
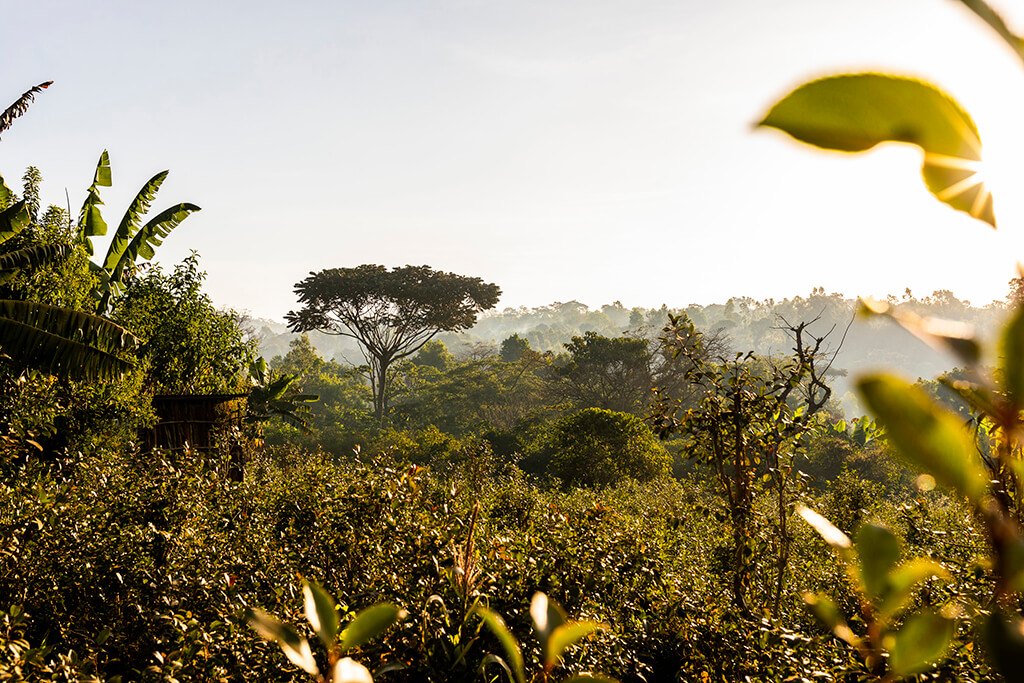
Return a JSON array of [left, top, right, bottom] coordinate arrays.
[[3, 0, 1024, 321]]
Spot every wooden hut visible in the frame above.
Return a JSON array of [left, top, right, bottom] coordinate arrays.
[[143, 393, 248, 479]]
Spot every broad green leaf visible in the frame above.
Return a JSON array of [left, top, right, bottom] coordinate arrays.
[[0, 174, 13, 208], [0, 300, 137, 380], [886, 610, 955, 677], [97, 202, 199, 313], [859, 298, 980, 366], [245, 608, 320, 676], [303, 579, 339, 647], [856, 524, 900, 602], [0, 244, 72, 284], [545, 621, 605, 672], [803, 593, 858, 646], [0, 200, 29, 244], [339, 603, 405, 653], [858, 374, 988, 503], [101, 170, 168, 272], [473, 607, 524, 683], [1001, 303, 1024, 409], [77, 151, 111, 253], [759, 74, 994, 227], [332, 657, 372, 683], [877, 558, 950, 623], [530, 592, 567, 653]]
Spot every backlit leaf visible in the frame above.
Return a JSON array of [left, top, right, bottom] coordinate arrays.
[[759, 74, 994, 227], [303, 579, 339, 647], [339, 603, 405, 653], [473, 606, 525, 683], [886, 611, 955, 676], [858, 374, 988, 503]]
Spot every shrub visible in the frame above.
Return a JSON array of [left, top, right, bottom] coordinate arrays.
[[542, 408, 670, 488]]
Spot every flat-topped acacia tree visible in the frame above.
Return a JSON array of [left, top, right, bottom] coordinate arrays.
[[286, 264, 500, 423]]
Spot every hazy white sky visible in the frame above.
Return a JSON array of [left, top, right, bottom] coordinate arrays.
[[4, 0, 1024, 320]]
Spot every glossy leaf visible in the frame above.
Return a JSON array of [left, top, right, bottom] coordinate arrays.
[[245, 608, 320, 676], [97, 202, 200, 313], [303, 579, 339, 647], [473, 607, 524, 683], [856, 524, 900, 601], [858, 374, 988, 503], [339, 603, 405, 653], [886, 610, 955, 676], [803, 593, 858, 646], [0, 200, 29, 243], [96, 201, 199, 311], [545, 621, 605, 672], [877, 558, 950, 623], [759, 74, 994, 227], [77, 151, 112, 253]]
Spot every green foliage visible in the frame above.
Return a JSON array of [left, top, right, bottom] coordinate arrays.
[[540, 408, 669, 488], [798, 506, 956, 678], [247, 580, 405, 682], [287, 264, 501, 422], [499, 334, 531, 363], [112, 253, 256, 394], [550, 332, 650, 414]]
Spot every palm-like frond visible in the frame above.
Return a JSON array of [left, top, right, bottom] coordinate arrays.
[[0, 244, 73, 284], [102, 170, 168, 272], [0, 81, 52, 141], [0, 300, 137, 380], [77, 151, 112, 255], [97, 202, 200, 313], [0, 200, 29, 243]]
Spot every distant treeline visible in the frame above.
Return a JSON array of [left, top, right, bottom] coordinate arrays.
[[253, 287, 1011, 418]]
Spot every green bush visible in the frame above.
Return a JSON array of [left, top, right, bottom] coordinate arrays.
[[540, 408, 670, 488]]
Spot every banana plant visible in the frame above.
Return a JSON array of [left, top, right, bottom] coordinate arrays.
[[0, 83, 138, 381], [74, 151, 200, 314], [246, 356, 319, 434], [246, 580, 405, 683]]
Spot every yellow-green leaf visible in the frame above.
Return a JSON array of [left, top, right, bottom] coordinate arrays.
[[858, 374, 988, 503], [339, 603, 405, 653], [885, 611, 955, 676], [473, 607, 525, 683], [759, 73, 994, 227], [303, 579, 339, 647], [545, 621, 605, 672]]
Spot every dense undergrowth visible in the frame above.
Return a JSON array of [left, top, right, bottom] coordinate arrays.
[[0, 439, 995, 681]]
